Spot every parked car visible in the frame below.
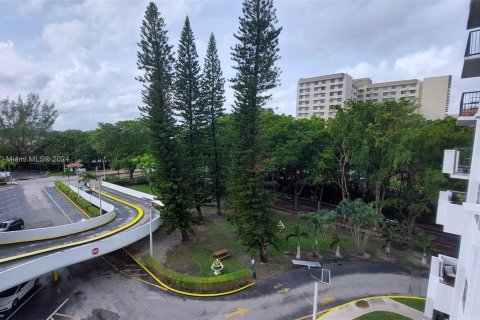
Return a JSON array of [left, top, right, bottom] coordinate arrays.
[[80, 185, 92, 194], [0, 278, 39, 313], [76, 168, 87, 174], [0, 218, 24, 232]]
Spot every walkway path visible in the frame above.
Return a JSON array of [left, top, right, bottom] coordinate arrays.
[[321, 297, 425, 320]]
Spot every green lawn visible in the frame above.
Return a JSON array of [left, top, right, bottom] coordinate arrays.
[[354, 311, 412, 320], [392, 298, 426, 312], [164, 208, 356, 277], [126, 184, 152, 194]]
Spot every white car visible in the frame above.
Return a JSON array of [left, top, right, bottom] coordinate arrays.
[[0, 278, 39, 313]]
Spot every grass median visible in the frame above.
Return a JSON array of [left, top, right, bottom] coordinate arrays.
[[55, 180, 101, 217]]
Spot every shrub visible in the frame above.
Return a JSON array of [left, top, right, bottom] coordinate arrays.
[[55, 181, 100, 217], [141, 254, 251, 294]]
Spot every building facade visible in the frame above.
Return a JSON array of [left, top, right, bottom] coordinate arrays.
[[296, 73, 451, 121], [424, 1, 480, 319]]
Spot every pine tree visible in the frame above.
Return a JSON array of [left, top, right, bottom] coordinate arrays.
[[137, 2, 194, 242], [229, 0, 282, 262], [174, 16, 206, 221], [201, 33, 226, 215]]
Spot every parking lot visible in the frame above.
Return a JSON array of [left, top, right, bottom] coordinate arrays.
[[0, 177, 86, 230]]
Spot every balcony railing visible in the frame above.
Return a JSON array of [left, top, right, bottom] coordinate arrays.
[[443, 149, 472, 179], [466, 29, 480, 58], [459, 91, 480, 117]]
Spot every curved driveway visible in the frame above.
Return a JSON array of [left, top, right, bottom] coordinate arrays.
[[0, 185, 155, 267]]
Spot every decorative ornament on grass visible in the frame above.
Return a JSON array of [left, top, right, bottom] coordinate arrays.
[[211, 258, 224, 276]]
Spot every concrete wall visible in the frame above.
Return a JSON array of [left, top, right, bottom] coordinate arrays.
[[101, 181, 164, 207], [0, 216, 162, 292]]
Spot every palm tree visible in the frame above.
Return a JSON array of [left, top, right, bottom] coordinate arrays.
[[63, 168, 72, 185], [299, 210, 336, 257], [330, 233, 345, 258], [285, 224, 309, 259], [416, 232, 434, 265], [381, 225, 393, 257]]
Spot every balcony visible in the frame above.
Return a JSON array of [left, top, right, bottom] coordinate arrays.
[[467, 0, 480, 30], [437, 191, 466, 235], [462, 29, 480, 78], [442, 148, 471, 180], [457, 91, 480, 126], [426, 255, 458, 316]]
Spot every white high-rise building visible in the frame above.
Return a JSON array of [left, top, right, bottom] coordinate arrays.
[[424, 1, 480, 319], [296, 73, 451, 121]]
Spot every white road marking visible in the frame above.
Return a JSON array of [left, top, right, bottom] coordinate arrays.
[[46, 298, 69, 320], [42, 187, 73, 224], [5, 283, 46, 320]]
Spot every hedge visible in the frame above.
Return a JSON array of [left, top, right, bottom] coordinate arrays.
[[106, 176, 148, 186], [141, 254, 251, 294], [54, 180, 101, 217]]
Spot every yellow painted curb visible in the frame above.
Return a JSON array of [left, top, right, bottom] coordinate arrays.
[[55, 186, 92, 219], [317, 295, 426, 320], [0, 190, 143, 264], [123, 249, 255, 297]]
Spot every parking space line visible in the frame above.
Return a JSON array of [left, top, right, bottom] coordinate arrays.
[[42, 187, 73, 224], [46, 298, 69, 320], [53, 313, 80, 319], [4, 283, 46, 320]]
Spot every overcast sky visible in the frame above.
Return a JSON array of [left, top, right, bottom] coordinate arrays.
[[0, 0, 477, 130]]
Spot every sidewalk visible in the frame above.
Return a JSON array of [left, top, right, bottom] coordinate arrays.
[[320, 297, 425, 320]]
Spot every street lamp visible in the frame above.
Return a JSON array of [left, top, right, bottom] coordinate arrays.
[[143, 198, 155, 257], [310, 268, 331, 320]]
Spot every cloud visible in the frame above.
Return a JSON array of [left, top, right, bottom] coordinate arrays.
[[41, 20, 89, 55]]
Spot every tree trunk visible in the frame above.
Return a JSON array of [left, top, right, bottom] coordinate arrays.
[[335, 245, 341, 258], [129, 169, 134, 179], [296, 244, 301, 259], [196, 205, 204, 222], [421, 252, 428, 265], [181, 229, 189, 242], [259, 244, 268, 263], [385, 244, 391, 256], [216, 197, 222, 215]]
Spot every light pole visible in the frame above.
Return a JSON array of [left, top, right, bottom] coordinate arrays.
[[149, 200, 153, 257], [310, 268, 331, 320]]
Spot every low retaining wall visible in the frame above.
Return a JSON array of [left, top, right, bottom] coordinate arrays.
[[0, 186, 116, 244], [102, 181, 164, 207], [69, 185, 115, 212], [0, 215, 162, 292]]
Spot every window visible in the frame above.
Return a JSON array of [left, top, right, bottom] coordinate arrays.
[[330, 92, 335, 96], [374, 88, 378, 91], [366, 94, 371, 97], [410, 90, 416, 94], [338, 84, 343, 89], [305, 88, 310, 92], [314, 87, 319, 91], [314, 81, 318, 85], [337, 91, 343, 95], [372, 99, 378, 102], [358, 95, 363, 99], [321, 86, 326, 91], [330, 79, 335, 83], [391, 85, 396, 89], [383, 92, 388, 96], [330, 85, 335, 89], [366, 88, 370, 92], [359, 89, 364, 93], [321, 80, 326, 84], [401, 85, 406, 88], [373, 93, 378, 97], [338, 78, 343, 82], [400, 90, 406, 94]]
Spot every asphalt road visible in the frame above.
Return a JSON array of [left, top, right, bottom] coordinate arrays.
[[3, 253, 428, 320]]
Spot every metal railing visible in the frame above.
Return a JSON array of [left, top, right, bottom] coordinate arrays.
[[454, 148, 472, 175], [466, 29, 480, 57], [459, 91, 480, 116]]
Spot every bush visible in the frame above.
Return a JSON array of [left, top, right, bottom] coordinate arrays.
[[54, 181, 101, 217], [141, 254, 251, 294]]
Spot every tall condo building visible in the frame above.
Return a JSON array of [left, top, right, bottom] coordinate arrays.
[[296, 73, 451, 121], [424, 1, 480, 319]]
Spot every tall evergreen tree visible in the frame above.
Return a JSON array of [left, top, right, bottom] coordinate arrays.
[[201, 33, 226, 215], [137, 2, 194, 242], [229, 0, 282, 262], [174, 16, 205, 221]]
